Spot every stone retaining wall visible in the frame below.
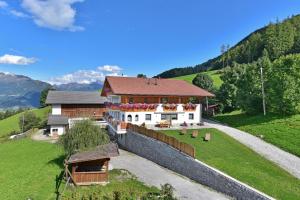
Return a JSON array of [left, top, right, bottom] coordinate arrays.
[[108, 127, 274, 200]]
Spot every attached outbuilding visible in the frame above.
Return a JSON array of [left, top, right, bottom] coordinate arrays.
[[45, 91, 108, 136], [47, 115, 69, 137]]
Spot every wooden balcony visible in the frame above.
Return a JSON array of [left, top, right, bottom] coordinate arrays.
[[106, 103, 198, 113]]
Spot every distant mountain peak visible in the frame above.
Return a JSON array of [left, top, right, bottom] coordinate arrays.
[[0, 72, 103, 109]]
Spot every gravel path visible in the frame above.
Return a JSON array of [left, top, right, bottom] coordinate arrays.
[[111, 149, 229, 200], [31, 129, 57, 143], [205, 119, 300, 179]]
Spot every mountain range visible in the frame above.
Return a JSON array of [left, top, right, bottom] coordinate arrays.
[[156, 14, 300, 78], [0, 72, 102, 109]]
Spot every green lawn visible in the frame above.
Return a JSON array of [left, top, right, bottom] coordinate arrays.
[[62, 169, 159, 199], [0, 138, 158, 200], [213, 111, 300, 157], [162, 128, 300, 200], [0, 138, 64, 200], [0, 106, 50, 138], [173, 70, 223, 88]]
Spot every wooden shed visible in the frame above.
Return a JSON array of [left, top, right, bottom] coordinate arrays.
[[66, 143, 119, 186]]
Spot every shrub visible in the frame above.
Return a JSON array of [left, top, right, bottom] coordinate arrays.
[[192, 73, 214, 91], [9, 130, 20, 136], [18, 111, 41, 133], [59, 120, 110, 155], [37, 118, 48, 129]]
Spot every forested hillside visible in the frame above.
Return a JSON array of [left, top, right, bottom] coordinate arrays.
[[156, 14, 300, 78]]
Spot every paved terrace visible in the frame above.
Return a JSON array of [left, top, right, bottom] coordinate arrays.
[[147, 123, 211, 130], [204, 119, 300, 179]]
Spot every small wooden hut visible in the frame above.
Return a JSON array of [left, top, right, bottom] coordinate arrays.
[[66, 143, 119, 186]]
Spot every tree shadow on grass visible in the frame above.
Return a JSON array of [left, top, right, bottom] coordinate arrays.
[[48, 155, 66, 169]]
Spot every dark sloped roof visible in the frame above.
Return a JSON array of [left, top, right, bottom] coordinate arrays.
[[47, 115, 69, 125], [102, 76, 214, 97], [46, 91, 107, 104], [67, 143, 119, 164]]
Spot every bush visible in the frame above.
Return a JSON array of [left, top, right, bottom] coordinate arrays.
[[59, 120, 110, 155], [37, 118, 48, 129], [18, 111, 41, 133], [9, 130, 20, 136], [142, 184, 177, 200], [192, 73, 213, 91]]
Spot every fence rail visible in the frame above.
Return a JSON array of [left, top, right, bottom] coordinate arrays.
[[127, 123, 195, 158]]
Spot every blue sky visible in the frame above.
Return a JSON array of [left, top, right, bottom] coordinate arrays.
[[0, 0, 300, 84]]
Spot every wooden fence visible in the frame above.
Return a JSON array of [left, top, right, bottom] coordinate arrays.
[[127, 124, 195, 158]]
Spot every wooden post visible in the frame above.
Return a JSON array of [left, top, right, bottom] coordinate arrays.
[[64, 160, 68, 180], [260, 66, 266, 116]]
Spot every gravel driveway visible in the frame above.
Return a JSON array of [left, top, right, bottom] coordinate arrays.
[[205, 119, 300, 179], [110, 149, 229, 200]]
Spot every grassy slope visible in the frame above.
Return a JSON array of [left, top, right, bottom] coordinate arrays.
[[0, 139, 64, 200], [0, 107, 50, 138], [62, 169, 159, 199], [213, 111, 300, 157], [0, 138, 158, 199], [173, 70, 223, 88], [162, 128, 300, 200]]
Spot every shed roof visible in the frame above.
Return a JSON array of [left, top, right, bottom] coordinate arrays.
[[102, 76, 214, 97], [46, 91, 107, 104], [47, 115, 69, 125], [67, 143, 119, 164]]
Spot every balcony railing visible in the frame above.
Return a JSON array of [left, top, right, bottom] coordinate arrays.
[[105, 103, 197, 112], [104, 115, 128, 133]]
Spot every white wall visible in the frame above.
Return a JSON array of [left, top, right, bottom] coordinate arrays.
[[124, 111, 158, 125], [183, 104, 201, 124], [120, 104, 201, 125], [52, 104, 61, 115], [50, 125, 65, 136]]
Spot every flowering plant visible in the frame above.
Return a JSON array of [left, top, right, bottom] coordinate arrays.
[[118, 103, 158, 111], [183, 103, 197, 110], [163, 104, 177, 110]]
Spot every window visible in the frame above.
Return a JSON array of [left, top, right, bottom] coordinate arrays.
[[145, 114, 151, 121], [144, 97, 148, 103], [135, 114, 139, 121], [189, 97, 197, 104], [161, 97, 168, 104], [129, 97, 134, 104], [112, 96, 120, 103], [171, 114, 178, 120], [122, 114, 125, 121], [52, 128, 58, 132], [189, 113, 194, 120], [161, 114, 177, 120], [127, 115, 132, 122]]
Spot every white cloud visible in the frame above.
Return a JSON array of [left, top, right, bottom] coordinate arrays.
[[0, 54, 37, 65], [49, 70, 105, 85], [0, 1, 29, 18], [21, 0, 84, 31], [10, 10, 29, 18], [48, 65, 125, 85], [0, 1, 8, 8], [98, 65, 122, 73]]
